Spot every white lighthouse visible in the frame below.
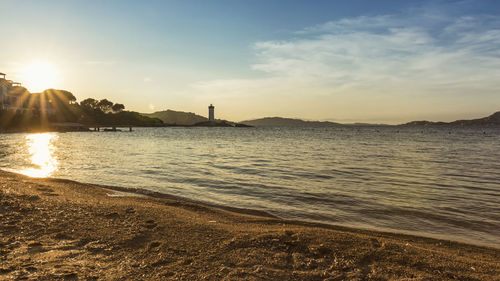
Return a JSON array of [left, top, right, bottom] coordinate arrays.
[[208, 104, 215, 121]]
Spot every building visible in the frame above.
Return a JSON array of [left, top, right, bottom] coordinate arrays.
[[0, 73, 9, 105], [208, 104, 215, 121], [0, 71, 55, 114], [0, 72, 21, 110]]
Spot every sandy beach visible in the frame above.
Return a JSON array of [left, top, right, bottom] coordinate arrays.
[[0, 170, 499, 280]]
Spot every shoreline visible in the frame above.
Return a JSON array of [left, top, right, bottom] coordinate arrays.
[[1, 170, 499, 280], [7, 168, 496, 250], [1, 123, 499, 134], [91, 178, 497, 250]]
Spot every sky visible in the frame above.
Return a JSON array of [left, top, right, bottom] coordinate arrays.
[[0, 0, 499, 124]]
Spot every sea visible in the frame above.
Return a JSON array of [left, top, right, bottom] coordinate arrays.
[[1, 126, 499, 248]]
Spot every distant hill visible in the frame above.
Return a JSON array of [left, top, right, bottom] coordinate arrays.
[[402, 111, 500, 126], [193, 120, 235, 127], [143, 110, 500, 128], [241, 117, 343, 127], [192, 120, 253, 127], [143, 110, 207, 126]]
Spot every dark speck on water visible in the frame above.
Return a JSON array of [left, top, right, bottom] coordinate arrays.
[[1, 126, 499, 248]]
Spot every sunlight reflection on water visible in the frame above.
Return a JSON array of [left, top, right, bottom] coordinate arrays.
[[17, 133, 59, 178], [1, 127, 499, 247]]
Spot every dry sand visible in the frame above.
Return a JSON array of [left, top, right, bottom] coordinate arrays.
[[0, 170, 499, 280]]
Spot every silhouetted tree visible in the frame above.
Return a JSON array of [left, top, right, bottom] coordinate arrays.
[[61, 90, 76, 104], [80, 98, 99, 110], [111, 103, 125, 113], [97, 99, 114, 113], [40, 89, 80, 122], [43, 89, 76, 104]]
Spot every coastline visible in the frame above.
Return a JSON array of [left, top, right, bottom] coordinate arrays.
[[1, 170, 499, 280], [89, 179, 497, 250]]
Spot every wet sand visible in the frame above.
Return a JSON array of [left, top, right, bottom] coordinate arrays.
[[0, 170, 499, 280]]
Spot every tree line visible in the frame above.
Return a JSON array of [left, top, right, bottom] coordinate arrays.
[[0, 87, 163, 131]]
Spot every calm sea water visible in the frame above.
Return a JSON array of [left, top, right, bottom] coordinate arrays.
[[1, 127, 499, 248]]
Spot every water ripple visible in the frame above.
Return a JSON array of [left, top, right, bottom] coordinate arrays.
[[1, 126, 499, 248]]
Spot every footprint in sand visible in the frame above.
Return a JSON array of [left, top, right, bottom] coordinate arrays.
[[105, 212, 120, 219], [125, 207, 135, 214], [42, 193, 59, 197], [53, 233, 73, 241], [370, 238, 383, 248], [36, 186, 54, 192], [24, 266, 37, 273], [144, 220, 157, 229], [36, 186, 59, 197], [0, 266, 13, 274], [27, 241, 46, 253], [148, 241, 162, 251], [18, 194, 40, 201], [63, 272, 78, 280]]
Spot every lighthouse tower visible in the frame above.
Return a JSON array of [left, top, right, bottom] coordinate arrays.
[[208, 104, 215, 121]]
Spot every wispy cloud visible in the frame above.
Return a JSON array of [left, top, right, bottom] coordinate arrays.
[[253, 13, 500, 91], [191, 8, 500, 122]]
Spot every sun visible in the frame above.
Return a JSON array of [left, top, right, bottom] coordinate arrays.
[[20, 61, 61, 92]]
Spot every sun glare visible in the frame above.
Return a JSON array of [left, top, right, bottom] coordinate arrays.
[[18, 133, 59, 178], [20, 61, 61, 92]]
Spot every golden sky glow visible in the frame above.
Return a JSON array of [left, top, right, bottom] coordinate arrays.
[[0, 1, 499, 123], [19, 61, 61, 93]]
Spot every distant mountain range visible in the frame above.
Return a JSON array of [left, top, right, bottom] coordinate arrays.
[[242, 112, 500, 127], [401, 111, 500, 126], [142, 110, 500, 127], [240, 117, 388, 127], [240, 117, 343, 127]]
